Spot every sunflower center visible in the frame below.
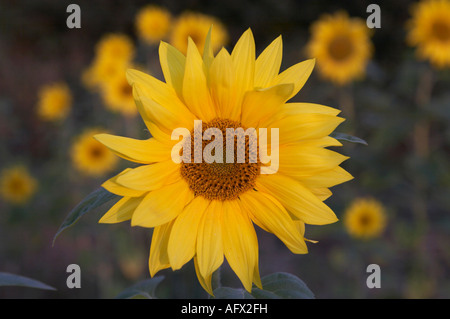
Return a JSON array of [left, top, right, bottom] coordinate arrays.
[[431, 20, 450, 42], [328, 35, 354, 61], [358, 214, 372, 228], [180, 118, 261, 201], [90, 145, 105, 159]]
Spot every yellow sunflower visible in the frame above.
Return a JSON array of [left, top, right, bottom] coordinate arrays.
[[306, 11, 373, 85], [0, 165, 37, 205], [36, 82, 72, 121], [101, 72, 138, 117], [135, 5, 172, 45], [82, 34, 135, 90], [343, 198, 386, 239], [407, 0, 450, 68], [71, 129, 119, 177], [94, 29, 352, 294], [169, 12, 228, 55]]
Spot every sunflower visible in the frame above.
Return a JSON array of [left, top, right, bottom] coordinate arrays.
[[36, 82, 72, 121], [306, 11, 373, 85], [407, 0, 450, 68], [94, 29, 352, 294], [0, 165, 37, 205], [343, 198, 386, 239], [101, 72, 138, 117], [82, 34, 135, 90], [169, 12, 228, 55], [71, 129, 119, 177], [135, 5, 172, 45]]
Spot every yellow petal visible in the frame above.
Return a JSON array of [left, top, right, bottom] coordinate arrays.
[[231, 28, 255, 112], [254, 35, 283, 88], [194, 256, 213, 296], [159, 41, 186, 98], [116, 161, 180, 191], [269, 113, 345, 144], [281, 102, 341, 116], [240, 190, 308, 254], [202, 27, 215, 74], [310, 187, 332, 201], [270, 59, 315, 100], [209, 48, 239, 120], [298, 166, 354, 189], [196, 200, 224, 280], [278, 144, 349, 177], [241, 83, 294, 128], [94, 134, 171, 164], [183, 37, 215, 121], [98, 196, 142, 224], [149, 220, 174, 276], [102, 169, 146, 197], [131, 180, 193, 227], [168, 196, 210, 270], [221, 200, 259, 292], [256, 174, 339, 225], [133, 83, 194, 134]]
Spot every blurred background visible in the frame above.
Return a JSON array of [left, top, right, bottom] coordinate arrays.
[[0, 0, 449, 298]]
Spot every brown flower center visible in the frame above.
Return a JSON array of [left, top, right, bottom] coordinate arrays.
[[328, 35, 354, 61], [180, 118, 261, 201], [431, 20, 450, 42]]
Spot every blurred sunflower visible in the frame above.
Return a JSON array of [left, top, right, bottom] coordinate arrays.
[[71, 129, 119, 177], [94, 29, 352, 294], [135, 5, 172, 45], [0, 165, 37, 205], [169, 12, 228, 55], [406, 0, 450, 68], [306, 11, 373, 85], [343, 198, 386, 239], [36, 82, 72, 121], [101, 72, 138, 117], [82, 34, 135, 90]]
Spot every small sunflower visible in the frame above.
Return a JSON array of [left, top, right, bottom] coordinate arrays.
[[36, 82, 72, 121], [407, 0, 450, 68], [101, 72, 138, 117], [82, 34, 135, 90], [306, 11, 373, 85], [71, 129, 119, 177], [94, 29, 352, 294], [343, 198, 386, 239], [135, 5, 172, 45], [0, 165, 37, 205], [169, 12, 228, 55]]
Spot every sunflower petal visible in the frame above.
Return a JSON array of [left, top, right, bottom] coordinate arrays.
[[221, 200, 259, 292], [256, 174, 338, 225], [159, 41, 186, 98], [149, 220, 174, 276], [98, 196, 142, 224], [255, 35, 283, 88], [94, 134, 171, 164], [116, 161, 180, 191], [102, 169, 146, 197], [240, 190, 308, 254], [270, 59, 315, 99], [168, 196, 210, 270], [196, 200, 224, 281], [131, 180, 194, 227], [241, 83, 294, 128], [183, 37, 215, 121]]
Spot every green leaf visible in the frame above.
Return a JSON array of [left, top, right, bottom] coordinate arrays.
[[214, 272, 314, 299], [53, 187, 119, 246], [0, 272, 56, 291], [330, 132, 368, 146], [115, 276, 165, 299]]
